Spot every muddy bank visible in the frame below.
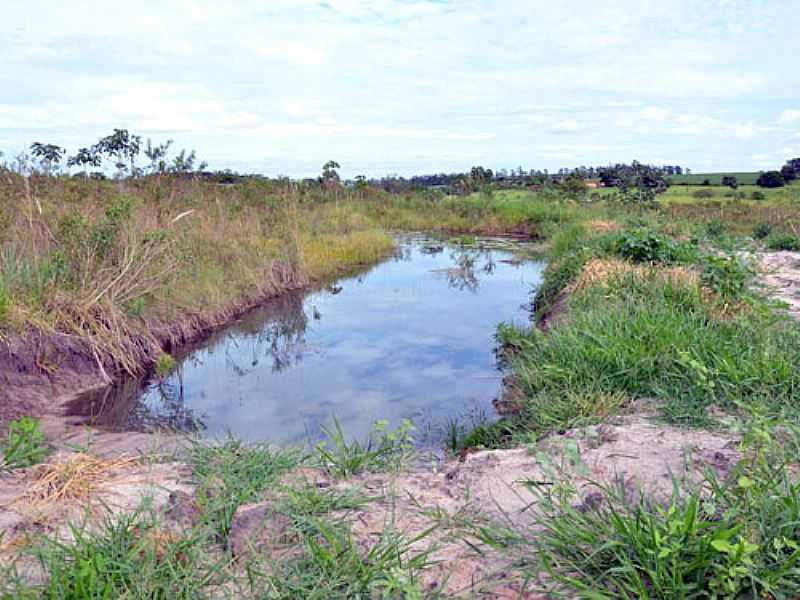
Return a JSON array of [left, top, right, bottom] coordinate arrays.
[[0, 257, 387, 431]]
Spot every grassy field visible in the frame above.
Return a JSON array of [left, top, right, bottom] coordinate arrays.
[[668, 171, 761, 185]]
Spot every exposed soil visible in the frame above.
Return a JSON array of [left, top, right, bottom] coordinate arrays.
[[1, 262, 323, 430], [760, 251, 800, 319], [0, 413, 737, 597]]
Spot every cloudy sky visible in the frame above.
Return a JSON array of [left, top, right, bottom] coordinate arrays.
[[1, 0, 798, 177]]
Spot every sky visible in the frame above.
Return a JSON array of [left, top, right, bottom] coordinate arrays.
[[1, 0, 799, 178]]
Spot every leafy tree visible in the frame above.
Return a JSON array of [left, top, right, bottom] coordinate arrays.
[[144, 138, 173, 174], [560, 172, 588, 198], [721, 175, 738, 189], [756, 171, 785, 188], [321, 160, 341, 191], [780, 158, 799, 182], [29, 143, 65, 174], [67, 147, 102, 169], [94, 129, 142, 177]]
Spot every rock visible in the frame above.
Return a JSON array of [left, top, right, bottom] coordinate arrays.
[[165, 490, 202, 529], [228, 501, 293, 558]]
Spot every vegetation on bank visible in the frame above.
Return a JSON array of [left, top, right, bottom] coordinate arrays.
[[3, 132, 800, 597]]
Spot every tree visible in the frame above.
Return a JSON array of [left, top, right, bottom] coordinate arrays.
[[67, 147, 101, 170], [321, 160, 341, 186], [756, 171, 785, 188], [560, 172, 588, 198], [721, 175, 738, 189], [780, 158, 799, 183], [144, 138, 173, 174], [30, 143, 65, 174]]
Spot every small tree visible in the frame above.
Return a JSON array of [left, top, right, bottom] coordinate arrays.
[[756, 171, 785, 188], [721, 175, 738, 189], [30, 143, 65, 175], [321, 161, 341, 192]]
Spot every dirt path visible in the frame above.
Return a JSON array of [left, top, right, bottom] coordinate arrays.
[[760, 251, 800, 319]]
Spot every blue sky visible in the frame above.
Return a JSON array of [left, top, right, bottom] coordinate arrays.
[[1, 0, 799, 177]]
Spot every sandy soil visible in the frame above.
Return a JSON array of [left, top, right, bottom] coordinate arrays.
[[0, 413, 738, 597], [760, 251, 800, 319]]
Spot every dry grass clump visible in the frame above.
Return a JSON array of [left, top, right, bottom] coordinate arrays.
[[569, 258, 699, 295], [585, 219, 620, 233], [19, 453, 140, 514]]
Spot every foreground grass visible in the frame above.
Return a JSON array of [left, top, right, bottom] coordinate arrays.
[[1, 422, 437, 599]]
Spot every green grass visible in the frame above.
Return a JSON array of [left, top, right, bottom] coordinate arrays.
[[1, 416, 51, 470], [668, 172, 760, 186], [315, 418, 416, 479], [187, 438, 300, 543], [471, 409, 800, 599]]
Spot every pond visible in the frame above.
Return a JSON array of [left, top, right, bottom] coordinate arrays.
[[69, 235, 545, 445]]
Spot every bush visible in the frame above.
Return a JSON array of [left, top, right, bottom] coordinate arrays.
[[700, 254, 752, 300], [757, 171, 785, 188], [693, 188, 714, 199], [751, 190, 766, 201], [752, 222, 772, 239], [766, 233, 800, 251], [613, 229, 695, 264]]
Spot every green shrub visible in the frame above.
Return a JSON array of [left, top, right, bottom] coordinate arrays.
[[751, 190, 766, 201], [154, 353, 177, 379], [765, 232, 800, 251], [752, 222, 772, 239], [700, 254, 752, 300], [693, 188, 715, 199], [613, 229, 695, 264], [1, 416, 50, 470]]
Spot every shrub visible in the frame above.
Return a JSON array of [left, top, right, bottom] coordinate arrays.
[[613, 229, 695, 264], [765, 233, 800, 251], [752, 222, 772, 239], [757, 171, 785, 188], [693, 188, 714, 199], [700, 254, 752, 300], [751, 190, 766, 201], [154, 353, 177, 379]]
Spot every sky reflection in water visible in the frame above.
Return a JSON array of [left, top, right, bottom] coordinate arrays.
[[77, 237, 545, 444]]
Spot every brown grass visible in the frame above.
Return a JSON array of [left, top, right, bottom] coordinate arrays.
[[19, 453, 140, 513], [569, 258, 699, 295]]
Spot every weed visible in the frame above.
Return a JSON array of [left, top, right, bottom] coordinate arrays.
[[497, 410, 800, 598], [700, 254, 752, 300], [154, 353, 177, 379], [1, 416, 50, 470], [765, 232, 800, 251], [187, 438, 299, 542], [315, 418, 415, 478], [752, 222, 772, 240], [249, 518, 436, 599], [22, 509, 224, 599]]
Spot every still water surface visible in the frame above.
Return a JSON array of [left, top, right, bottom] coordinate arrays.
[[71, 236, 545, 444]]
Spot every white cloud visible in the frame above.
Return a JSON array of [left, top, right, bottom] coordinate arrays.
[[0, 0, 797, 175], [779, 110, 800, 124]]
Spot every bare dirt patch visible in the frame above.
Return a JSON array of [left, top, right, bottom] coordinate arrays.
[[760, 251, 800, 319]]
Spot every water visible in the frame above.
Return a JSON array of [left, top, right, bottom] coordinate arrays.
[[69, 236, 545, 445]]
